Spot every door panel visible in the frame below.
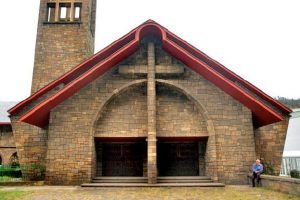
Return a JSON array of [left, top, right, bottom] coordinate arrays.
[[102, 142, 144, 176], [158, 142, 199, 176]]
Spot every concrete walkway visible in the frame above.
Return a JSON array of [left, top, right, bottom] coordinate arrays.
[[0, 185, 299, 200]]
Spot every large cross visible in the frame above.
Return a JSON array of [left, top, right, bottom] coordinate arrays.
[[147, 42, 157, 184], [119, 42, 184, 183]]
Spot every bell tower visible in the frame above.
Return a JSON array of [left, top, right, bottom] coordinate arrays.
[[31, 0, 97, 93]]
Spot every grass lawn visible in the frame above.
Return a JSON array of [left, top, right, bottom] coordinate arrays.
[[0, 190, 31, 200], [0, 186, 299, 200], [0, 176, 22, 182]]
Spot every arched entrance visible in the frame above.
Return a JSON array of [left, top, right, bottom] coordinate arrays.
[[91, 79, 217, 181], [155, 82, 209, 176], [93, 81, 148, 177]]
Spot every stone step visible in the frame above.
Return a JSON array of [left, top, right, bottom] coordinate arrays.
[[93, 177, 147, 183], [93, 177, 147, 180], [92, 179, 147, 183], [157, 176, 212, 183], [157, 176, 211, 180], [82, 182, 225, 187], [157, 179, 213, 183], [92, 176, 213, 183]]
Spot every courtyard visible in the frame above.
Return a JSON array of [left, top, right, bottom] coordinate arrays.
[[0, 186, 299, 200]]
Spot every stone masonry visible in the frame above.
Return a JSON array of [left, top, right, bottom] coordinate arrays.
[[9, 1, 289, 185], [147, 42, 157, 184], [0, 125, 17, 165], [31, 0, 96, 93], [255, 119, 289, 174], [42, 39, 258, 184], [10, 35, 289, 184]]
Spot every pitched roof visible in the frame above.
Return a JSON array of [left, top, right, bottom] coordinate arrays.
[[8, 20, 292, 128], [0, 102, 18, 124]]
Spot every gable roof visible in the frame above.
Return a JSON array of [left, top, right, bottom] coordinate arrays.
[[8, 20, 291, 128]]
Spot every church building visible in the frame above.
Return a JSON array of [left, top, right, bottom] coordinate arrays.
[[8, 0, 291, 185]]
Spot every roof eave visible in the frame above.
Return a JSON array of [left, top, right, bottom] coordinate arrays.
[[16, 20, 289, 129]]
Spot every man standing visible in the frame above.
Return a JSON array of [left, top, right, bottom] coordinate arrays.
[[252, 159, 264, 187]]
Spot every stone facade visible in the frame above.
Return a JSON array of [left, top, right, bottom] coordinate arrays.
[[11, 36, 289, 184], [9, 1, 290, 185], [37, 39, 257, 184]]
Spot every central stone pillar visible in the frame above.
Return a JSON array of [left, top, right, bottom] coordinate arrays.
[[147, 42, 157, 183]]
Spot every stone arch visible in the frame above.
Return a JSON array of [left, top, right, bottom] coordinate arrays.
[[91, 79, 147, 130], [91, 80, 148, 177], [156, 79, 218, 180], [90, 79, 218, 180], [9, 152, 19, 166], [156, 79, 209, 124]]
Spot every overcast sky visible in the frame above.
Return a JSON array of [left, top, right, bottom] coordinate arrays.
[[0, 0, 299, 101]]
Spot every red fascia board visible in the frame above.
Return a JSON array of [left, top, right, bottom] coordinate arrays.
[[162, 39, 284, 126], [157, 137, 208, 141], [20, 40, 140, 127], [166, 31, 292, 115], [94, 137, 146, 142], [8, 28, 138, 115], [0, 122, 11, 125]]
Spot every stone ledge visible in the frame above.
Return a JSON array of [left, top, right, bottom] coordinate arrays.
[[261, 175, 300, 184], [43, 21, 82, 25], [261, 175, 300, 195]]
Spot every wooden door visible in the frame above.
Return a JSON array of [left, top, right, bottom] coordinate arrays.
[[158, 142, 199, 176], [102, 142, 144, 176]]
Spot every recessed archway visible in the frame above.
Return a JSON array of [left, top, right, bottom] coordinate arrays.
[[91, 79, 218, 180]]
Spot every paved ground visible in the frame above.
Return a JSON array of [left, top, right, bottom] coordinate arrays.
[[0, 185, 299, 200]]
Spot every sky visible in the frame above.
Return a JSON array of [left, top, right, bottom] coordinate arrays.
[[0, 0, 300, 101]]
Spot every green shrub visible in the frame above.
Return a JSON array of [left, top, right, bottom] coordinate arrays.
[[0, 165, 22, 178], [290, 169, 300, 178], [261, 160, 275, 175], [0, 163, 46, 181]]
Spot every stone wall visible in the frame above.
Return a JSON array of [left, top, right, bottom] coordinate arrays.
[[95, 85, 147, 138], [31, 0, 96, 93], [12, 37, 288, 184], [255, 119, 289, 175], [0, 125, 17, 165], [156, 84, 208, 137], [261, 175, 300, 195], [0, 126, 15, 147], [45, 69, 139, 184], [9, 85, 62, 180], [44, 39, 257, 184]]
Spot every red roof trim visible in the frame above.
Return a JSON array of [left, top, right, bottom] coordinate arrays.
[[165, 31, 292, 115], [13, 20, 290, 128], [20, 39, 140, 127], [0, 122, 11, 125], [162, 39, 284, 127], [8, 27, 138, 115]]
